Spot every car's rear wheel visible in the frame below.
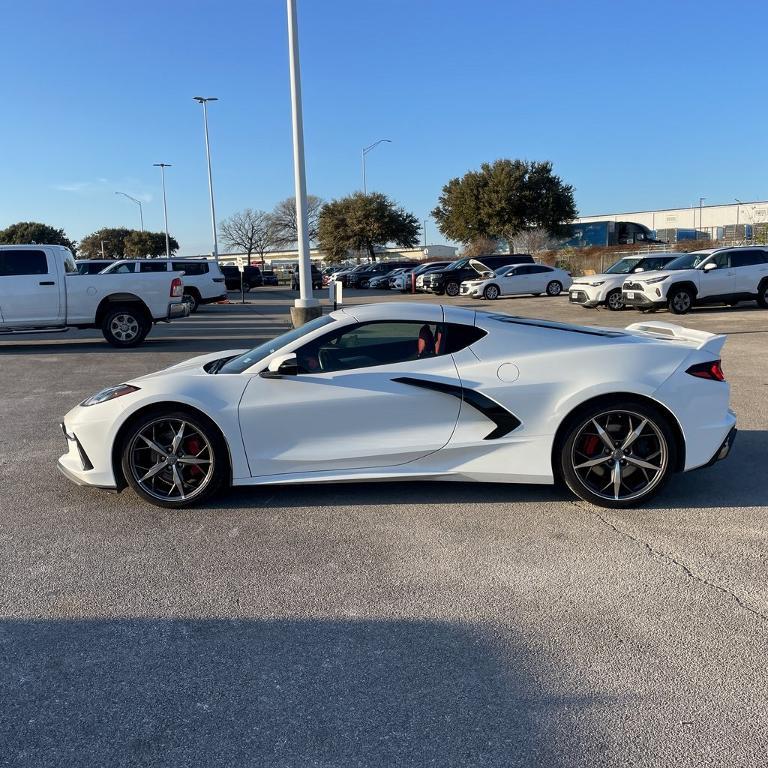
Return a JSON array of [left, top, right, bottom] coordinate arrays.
[[121, 410, 229, 508], [757, 280, 768, 308], [101, 306, 150, 348], [483, 284, 500, 300], [546, 280, 563, 296], [559, 401, 676, 509], [668, 287, 694, 314], [606, 288, 624, 311], [445, 281, 460, 297], [183, 292, 199, 313]]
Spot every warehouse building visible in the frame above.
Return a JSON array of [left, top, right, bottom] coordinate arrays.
[[576, 199, 768, 243]]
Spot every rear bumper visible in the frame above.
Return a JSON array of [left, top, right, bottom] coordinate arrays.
[[701, 426, 738, 469], [167, 302, 190, 320]]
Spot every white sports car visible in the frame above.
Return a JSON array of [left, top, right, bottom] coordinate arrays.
[[59, 303, 736, 509]]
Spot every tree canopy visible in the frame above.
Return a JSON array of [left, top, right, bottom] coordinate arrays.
[[318, 192, 420, 261], [432, 159, 577, 249], [0, 221, 76, 252], [124, 231, 179, 258], [78, 228, 178, 259], [219, 209, 279, 265], [271, 195, 323, 248]]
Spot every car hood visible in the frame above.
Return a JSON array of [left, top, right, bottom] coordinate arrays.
[[131, 349, 248, 382], [571, 272, 627, 284], [623, 268, 693, 282]]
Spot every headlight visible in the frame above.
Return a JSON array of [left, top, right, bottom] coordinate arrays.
[[81, 384, 140, 407], [644, 275, 668, 284], [588, 280, 605, 287], [430, 273, 442, 279]]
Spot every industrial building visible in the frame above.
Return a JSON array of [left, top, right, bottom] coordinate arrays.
[[575, 199, 768, 243]]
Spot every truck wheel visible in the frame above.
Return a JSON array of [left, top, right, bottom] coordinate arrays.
[[668, 287, 693, 315], [102, 306, 150, 348], [445, 281, 460, 297], [183, 292, 199, 313], [757, 280, 768, 309], [606, 289, 625, 311]]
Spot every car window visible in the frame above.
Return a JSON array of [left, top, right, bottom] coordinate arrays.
[[528, 265, 551, 274], [640, 258, 669, 271], [63, 252, 78, 274], [0, 249, 48, 276], [111, 263, 136, 273], [731, 250, 768, 267], [140, 262, 168, 273], [173, 261, 208, 275], [710, 252, 731, 269], [296, 321, 445, 374], [442, 324, 487, 353]]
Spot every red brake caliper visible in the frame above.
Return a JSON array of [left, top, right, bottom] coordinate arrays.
[[582, 435, 600, 456], [185, 437, 203, 476]]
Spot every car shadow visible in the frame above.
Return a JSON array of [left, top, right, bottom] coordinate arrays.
[[0, 617, 593, 767]]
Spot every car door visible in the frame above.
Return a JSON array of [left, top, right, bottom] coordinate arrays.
[[238, 319, 462, 477], [0, 248, 64, 326], [502, 266, 533, 295], [526, 265, 553, 293], [730, 250, 768, 294], [699, 252, 735, 298]]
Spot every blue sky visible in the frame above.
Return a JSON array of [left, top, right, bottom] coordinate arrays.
[[1, 0, 765, 255]]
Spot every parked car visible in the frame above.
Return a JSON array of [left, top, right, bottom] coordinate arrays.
[[0, 245, 188, 347], [261, 269, 278, 286], [621, 246, 768, 314], [347, 261, 418, 289], [568, 253, 680, 310], [101, 258, 226, 312], [461, 263, 573, 299], [392, 262, 453, 292], [368, 268, 407, 289], [291, 265, 323, 290], [75, 259, 118, 275], [422, 255, 534, 296], [221, 265, 263, 292], [328, 264, 369, 287], [59, 302, 736, 510]]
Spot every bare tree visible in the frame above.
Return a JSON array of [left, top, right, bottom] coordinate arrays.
[[460, 236, 500, 258], [509, 228, 563, 255], [271, 195, 324, 248], [218, 209, 279, 266]]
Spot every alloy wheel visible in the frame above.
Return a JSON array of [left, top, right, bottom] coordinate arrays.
[[485, 285, 499, 300], [547, 281, 562, 296], [570, 409, 668, 502], [110, 313, 140, 343], [671, 291, 691, 313], [127, 418, 215, 502], [607, 290, 624, 310], [445, 282, 460, 297]]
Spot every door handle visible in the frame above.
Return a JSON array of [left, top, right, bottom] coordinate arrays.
[[39, 281, 55, 286]]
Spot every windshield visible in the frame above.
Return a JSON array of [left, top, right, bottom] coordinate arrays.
[[218, 314, 336, 374], [495, 265, 516, 276], [605, 258, 643, 274], [665, 253, 706, 270], [444, 258, 469, 270]]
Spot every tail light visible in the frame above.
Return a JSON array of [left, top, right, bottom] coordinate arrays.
[[686, 360, 725, 381], [170, 277, 184, 297]]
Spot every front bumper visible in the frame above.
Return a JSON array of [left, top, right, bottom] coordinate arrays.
[[622, 291, 665, 308], [460, 284, 483, 297], [58, 421, 118, 490], [568, 288, 601, 307]]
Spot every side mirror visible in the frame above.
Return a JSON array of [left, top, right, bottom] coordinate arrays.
[[633, 267, 644, 272], [260, 353, 298, 378], [703, 262, 718, 272]]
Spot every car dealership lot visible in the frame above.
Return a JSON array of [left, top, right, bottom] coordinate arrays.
[[1, 287, 767, 767]]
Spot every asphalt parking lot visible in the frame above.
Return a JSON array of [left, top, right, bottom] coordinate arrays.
[[1, 287, 767, 767]]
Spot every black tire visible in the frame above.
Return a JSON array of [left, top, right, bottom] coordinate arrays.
[[483, 284, 500, 300], [558, 399, 677, 509], [101, 305, 150, 348], [757, 280, 768, 309], [120, 408, 229, 509], [605, 288, 625, 311], [668, 286, 694, 315], [183, 292, 199, 313], [445, 281, 460, 297], [546, 280, 563, 296]]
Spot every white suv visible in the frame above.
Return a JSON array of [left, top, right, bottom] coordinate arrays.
[[622, 247, 768, 314], [569, 253, 679, 310], [101, 258, 227, 312]]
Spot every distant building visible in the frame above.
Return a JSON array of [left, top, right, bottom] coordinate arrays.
[[576, 200, 768, 243]]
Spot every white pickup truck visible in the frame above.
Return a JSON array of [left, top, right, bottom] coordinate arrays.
[[0, 244, 189, 347]]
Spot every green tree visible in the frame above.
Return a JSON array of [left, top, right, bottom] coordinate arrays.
[[0, 221, 76, 252], [124, 230, 179, 258], [318, 192, 420, 261], [432, 159, 577, 249], [78, 228, 132, 259]]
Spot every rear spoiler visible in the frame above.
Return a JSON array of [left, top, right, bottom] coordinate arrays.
[[624, 320, 726, 354]]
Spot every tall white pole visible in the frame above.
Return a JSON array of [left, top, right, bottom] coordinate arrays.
[[154, 163, 172, 259], [362, 148, 366, 195], [286, 0, 318, 309], [195, 97, 220, 263]]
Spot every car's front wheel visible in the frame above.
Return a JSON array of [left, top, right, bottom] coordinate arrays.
[[445, 281, 460, 297], [668, 287, 694, 314], [101, 306, 150, 348], [121, 409, 229, 508], [757, 279, 768, 309], [558, 400, 676, 509], [483, 284, 500, 300], [546, 280, 563, 296], [606, 288, 624, 311]]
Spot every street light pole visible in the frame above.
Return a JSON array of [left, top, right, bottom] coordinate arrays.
[[193, 96, 220, 263], [361, 138, 391, 194], [286, 0, 320, 323], [699, 196, 706, 236], [115, 191, 144, 231], [153, 163, 172, 259]]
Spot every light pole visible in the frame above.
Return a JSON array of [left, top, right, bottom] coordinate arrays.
[[153, 163, 172, 259], [361, 139, 391, 195], [193, 96, 220, 263], [286, 0, 320, 324], [699, 196, 706, 236], [735, 198, 742, 227], [115, 191, 144, 231]]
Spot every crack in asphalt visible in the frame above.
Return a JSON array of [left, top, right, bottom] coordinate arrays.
[[575, 502, 768, 623]]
